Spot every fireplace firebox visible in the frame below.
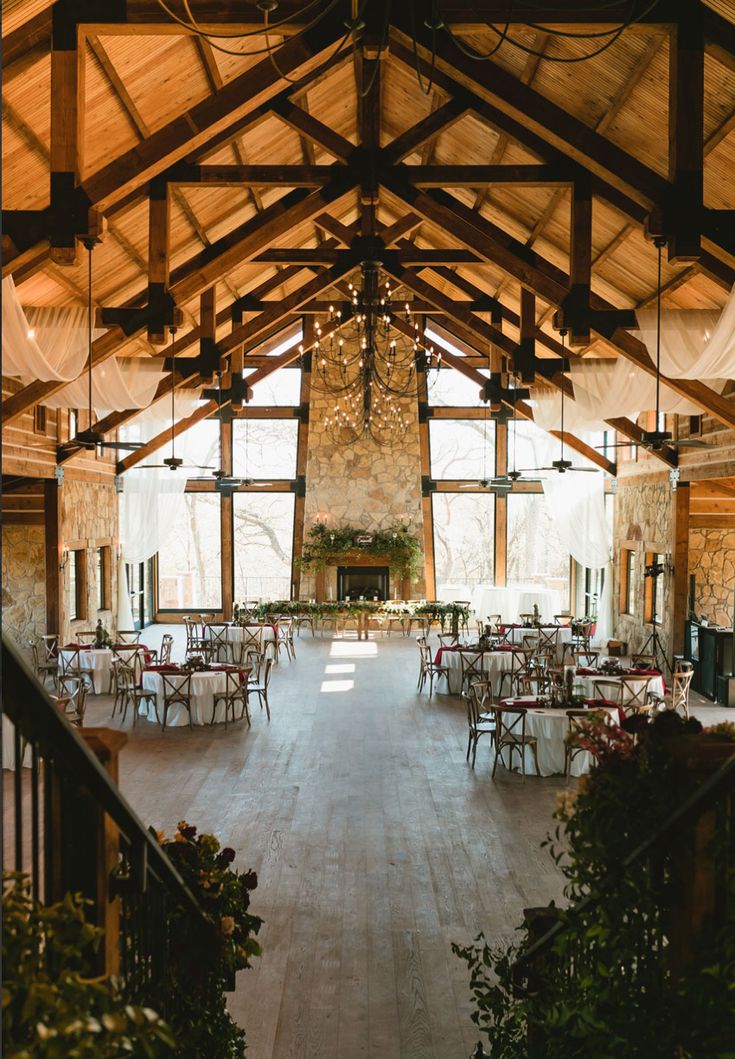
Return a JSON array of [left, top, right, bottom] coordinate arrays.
[[337, 566, 389, 601]]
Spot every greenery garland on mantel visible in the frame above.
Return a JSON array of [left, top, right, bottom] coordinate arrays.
[[296, 521, 422, 580]]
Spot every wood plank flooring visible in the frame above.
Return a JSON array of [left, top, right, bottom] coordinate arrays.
[[75, 628, 567, 1058]]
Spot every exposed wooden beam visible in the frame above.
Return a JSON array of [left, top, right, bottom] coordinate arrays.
[[384, 97, 469, 163], [667, 5, 704, 261], [382, 175, 735, 430], [271, 98, 355, 163]]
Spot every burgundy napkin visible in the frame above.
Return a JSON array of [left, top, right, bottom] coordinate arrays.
[[629, 668, 661, 677], [584, 698, 626, 725], [62, 642, 92, 651], [144, 663, 180, 673]]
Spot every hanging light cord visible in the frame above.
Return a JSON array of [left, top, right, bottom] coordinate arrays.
[[86, 241, 94, 427], [559, 329, 567, 463], [169, 326, 177, 460]]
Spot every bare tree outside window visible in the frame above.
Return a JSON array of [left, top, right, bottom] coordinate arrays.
[[233, 493, 295, 601]]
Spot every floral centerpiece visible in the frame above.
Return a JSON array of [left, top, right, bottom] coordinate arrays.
[[94, 620, 113, 648]]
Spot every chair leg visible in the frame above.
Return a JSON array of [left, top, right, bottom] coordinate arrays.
[[466, 731, 473, 761], [263, 688, 270, 721], [491, 741, 501, 779], [471, 734, 478, 769]]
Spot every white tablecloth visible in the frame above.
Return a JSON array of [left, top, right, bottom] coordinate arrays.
[[508, 626, 574, 663], [58, 649, 113, 694], [472, 585, 562, 624], [498, 698, 617, 777], [438, 648, 517, 696], [576, 671, 665, 705], [140, 670, 232, 726], [436, 584, 472, 603]]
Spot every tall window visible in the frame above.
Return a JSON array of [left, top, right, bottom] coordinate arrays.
[[97, 546, 111, 611], [68, 549, 86, 621], [158, 494, 222, 609], [233, 420, 298, 479], [233, 493, 296, 602], [242, 367, 302, 406], [507, 494, 570, 607], [432, 493, 494, 592], [174, 414, 220, 470], [429, 420, 495, 480], [426, 367, 489, 407], [620, 547, 636, 615]]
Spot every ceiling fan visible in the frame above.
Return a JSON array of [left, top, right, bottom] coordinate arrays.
[[133, 328, 216, 472], [57, 239, 144, 454], [188, 372, 272, 491], [596, 239, 709, 455]]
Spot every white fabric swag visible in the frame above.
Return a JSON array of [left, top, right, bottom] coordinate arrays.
[[635, 283, 735, 381], [2, 276, 90, 382], [2, 275, 165, 413], [542, 473, 613, 644]]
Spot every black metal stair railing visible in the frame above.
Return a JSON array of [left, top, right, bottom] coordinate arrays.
[[1, 634, 213, 1011]]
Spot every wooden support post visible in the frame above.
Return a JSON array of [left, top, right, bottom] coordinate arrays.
[[668, 6, 703, 262], [292, 316, 312, 601], [517, 288, 536, 383], [50, 5, 85, 263], [147, 178, 171, 343], [220, 414, 233, 621], [416, 354, 436, 600], [672, 481, 690, 656], [46, 728, 128, 976], [494, 419, 508, 587], [44, 478, 63, 635], [563, 175, 592, 346]]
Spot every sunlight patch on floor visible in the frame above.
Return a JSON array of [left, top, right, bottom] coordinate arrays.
[[320, 679, 355, 693], [329, 641, 378, 658], [324, 663, 356, 674]]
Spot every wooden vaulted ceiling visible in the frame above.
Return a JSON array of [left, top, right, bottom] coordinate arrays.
[[2, 1, 735, 474]]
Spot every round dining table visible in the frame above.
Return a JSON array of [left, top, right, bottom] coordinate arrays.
[[57, 648, 113, 694], [496, 696, 618, 777], [436, 646, 519, 696], [575, 669, 665, 705], [140, 668, 236, 726]]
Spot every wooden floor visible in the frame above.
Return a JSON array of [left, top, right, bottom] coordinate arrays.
[[16, 631, 728, 1058], [75, 629, 566, 1058]]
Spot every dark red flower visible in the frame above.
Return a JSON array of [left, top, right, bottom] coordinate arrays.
[[219, 847, 236, 865], [180, 825, 197, 840], [241, 869, 258, 891]]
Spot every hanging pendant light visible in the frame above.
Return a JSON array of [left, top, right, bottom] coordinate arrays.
[[72, 237, 143, 453]]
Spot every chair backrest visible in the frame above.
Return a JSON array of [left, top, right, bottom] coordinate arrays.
[[416, 637, 432, 666], [116, 662, 138, 692], [56, 675, 87, 723], [494, 704, 528, 744], [438, 633, 458, 648], [59, 648, 82, 677], [511, 648, 535, 678], [260, 657, 274, 689], [572, 649, 599, 669], [521, 634, 537, 652], [519, 674, 552, 698], [160, 634, 174, 665], [672, 667, 694, 710], [117, 630, 141, 644], [27, 640, 42, 671], [113, 644, 145, 684], [590, 678, 624, 704], [223, 669, 250, 697], [466, 680, 493, 727], [486, 614, 502, 631], [631, 652, 656, 668], [161, 673, 192, 701], [240, 626, 265, 651], [41, 634, 59, 661], [204, 623, 230, 649], [458, 648, 485, 688], [245, 649, 265, 678], [182, 617, 199, 646], [519, 613, 535, 624], [75, 630, 97, 644], [620, 675, 651, 711], [537, 627, 560, 652], [554, 613, 573, 626]]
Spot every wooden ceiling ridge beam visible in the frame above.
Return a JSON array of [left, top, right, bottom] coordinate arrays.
[[2, 179, 356, 425], [381, 174, 735, 431]]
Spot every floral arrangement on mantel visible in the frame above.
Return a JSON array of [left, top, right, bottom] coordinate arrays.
[[241, 599, 470, 628], [453, 712, 735, 1058], [153, 822, 262, 1059], [296, 521, 422, 580]]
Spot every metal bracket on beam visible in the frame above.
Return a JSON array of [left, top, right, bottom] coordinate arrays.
[[291, 475, 306, 497], [551, 306, 637, 341], [165, 337, 220, 379], [421, 475, 436, 497], [98, 295, 183, 338]]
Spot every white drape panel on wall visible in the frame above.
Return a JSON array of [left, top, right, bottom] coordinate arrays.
[[635, 283, 735, 380], [117, 393, 201, 563], [2, 276, 90, 382], [44, 358, 165, 415], [542, 473, 613, 643]]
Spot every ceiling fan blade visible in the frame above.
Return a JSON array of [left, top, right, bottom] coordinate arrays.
[[671, 439, 710, 448], [568, 467, 601, 472]]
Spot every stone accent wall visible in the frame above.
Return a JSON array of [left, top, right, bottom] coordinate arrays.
[[613, 476, 674, 660], [61, 480, 119, 642], [302, 390, 425, 598], [2, 525, 46, 657], [689, 529, 735, 627]]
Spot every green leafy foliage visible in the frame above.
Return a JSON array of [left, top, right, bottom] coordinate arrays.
[[153, 822, 263, 1059], [2, 873, 176, 1059], [297, 521, 422, 579], [453, 714, 735, 1058]]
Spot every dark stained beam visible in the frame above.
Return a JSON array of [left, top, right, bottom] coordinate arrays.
[[383, 97, 469, 163], [666, 4, 704, 261]]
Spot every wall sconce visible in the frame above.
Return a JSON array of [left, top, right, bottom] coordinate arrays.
[[669, 468, 680, 493], [59, 549, 69, 572], [114, 475, 124, 494]]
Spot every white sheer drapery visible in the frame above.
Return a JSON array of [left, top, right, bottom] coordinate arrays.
[[533, 390, 602, 433], [117, 392, 201, 566], [635, 283, 735, 380], [2, 276, 90, 382], [44, 358, 165, 415], [542, 473, 612, 643]]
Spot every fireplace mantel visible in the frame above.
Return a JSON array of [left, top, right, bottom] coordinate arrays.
[[314, 551, 412, 602]]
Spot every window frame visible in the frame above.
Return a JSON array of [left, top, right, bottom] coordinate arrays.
[[97, 544, 111, 612], [619, 545, 636, 616], [68, 548, 87, 622]]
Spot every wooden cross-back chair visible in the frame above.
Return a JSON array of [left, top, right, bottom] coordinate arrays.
[[465, 680, 496, 769], [203, 623, 231, 663], [160, 673, 194, 732], [211, 668, 252, 729], [491, 705, 540, 780], [668, 662, 694, 718], [457, 648, 486, 696], [620, 675, 654, 715], [416, 637, 447, 695]]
